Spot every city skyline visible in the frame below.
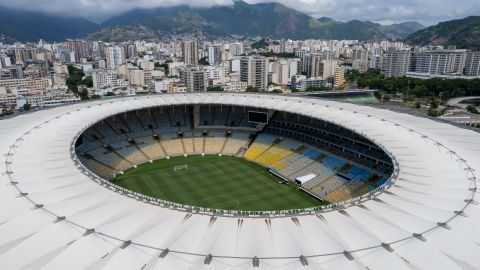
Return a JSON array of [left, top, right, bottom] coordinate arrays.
[[0, 0, 478, 26]]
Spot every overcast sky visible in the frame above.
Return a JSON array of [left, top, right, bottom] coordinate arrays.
[[0, 0, 478, 25]]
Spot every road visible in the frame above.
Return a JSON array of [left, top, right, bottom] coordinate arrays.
[[446, 96, 480, 109]]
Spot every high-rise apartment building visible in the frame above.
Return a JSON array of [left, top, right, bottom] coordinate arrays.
[[352, 49, 368, 61], [271, 61, 290, 85], [334, 66, 346, 88], [319, 60, 337, 79], [240, 56, 269, 90], [182, 40, 199, 65], [9, 48, 36, 66], [66, 39, 91, 62], [229, 43, 244, 56], [208, 45, 223, 65], [369, 54, 383, 70], [412, 49, 467, 75], [302, 52, 333, 78], [465, 51, 480, 76], [352, 49, 369, 72], [271, 59, 300, 85], [93, 41, 106, 59], [302, 54, 322, 78], [105, 46, 126, 69], [127, 44, 137, 59], [128, 69, 145, 86], [181, 67, 207, 92], [383, 49, 411, 77]]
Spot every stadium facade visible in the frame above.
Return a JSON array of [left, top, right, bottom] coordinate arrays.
[[0, 93, 479, 269]]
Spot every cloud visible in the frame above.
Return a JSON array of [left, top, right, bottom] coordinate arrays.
[[245, 0, 480, 25], [0, 0, 478, 25], [0, 0, 234, 22]]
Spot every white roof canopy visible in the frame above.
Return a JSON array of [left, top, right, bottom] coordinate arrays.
[[0, 93, 478, 270]]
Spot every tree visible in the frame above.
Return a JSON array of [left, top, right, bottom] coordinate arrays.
[[90, 94, 101, 100], [259, 52, 296, 58], [246, 86, 259, 92], [252, 39, 269, 49], [81, 76, 93, 88], [78, 89, 90, 101], [346, 69, 361, 82], [66, 65, 86, 92], [414, 102, 421, 108], [353, 69, 480, 99], [405, 94, 416, 102], [105, 92, 115, 96], [199, 57, 210, 66], [373, 91, 383, 101], [155, 60, 172, 76], [23, 103, 31, 111], [383, 94, 391, 102], [467, 105, 479, 114], [428, 107, 439, 117], [207, 86, 224, 92]]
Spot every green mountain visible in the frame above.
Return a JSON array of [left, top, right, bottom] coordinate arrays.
[[406, 16, 480, 49], [0, 7, 99, 42], [93, 1, 424, 41], [0, 1, 425, 43]]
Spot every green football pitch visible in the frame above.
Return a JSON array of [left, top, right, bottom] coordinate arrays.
[[112, 155, 325, 211]]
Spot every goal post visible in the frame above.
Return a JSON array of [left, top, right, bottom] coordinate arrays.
[[174, 164, 188, 171]]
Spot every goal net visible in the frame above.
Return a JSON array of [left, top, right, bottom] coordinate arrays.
[[174, 164, 188, 171]]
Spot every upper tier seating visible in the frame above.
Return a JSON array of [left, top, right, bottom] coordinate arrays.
[[244, 134, 278, 161], [254, 138, 300, 167], [222, 133, 251, 155]]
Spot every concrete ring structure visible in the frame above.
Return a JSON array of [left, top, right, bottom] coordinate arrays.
[[0, 93, 479, 270]]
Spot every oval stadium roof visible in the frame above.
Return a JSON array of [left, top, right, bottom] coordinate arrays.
[[0, 93, 479, 270]]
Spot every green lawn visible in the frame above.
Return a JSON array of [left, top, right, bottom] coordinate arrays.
[[112, 155, 325, 211]]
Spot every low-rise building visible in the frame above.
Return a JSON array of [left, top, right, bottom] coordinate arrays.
[[222, 81, 248, 92], [295, 77, 327, 91], [0, 77, 52, 91]]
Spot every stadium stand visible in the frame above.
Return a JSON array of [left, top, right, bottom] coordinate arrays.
[[114, 141, 149, 165], [254, 139, 296, 167], [136, 109, 159, 130], [77, 154, 117, 179], [244, 134, 278, 161], [213, 106, 229, 126], [106, 116, 131, 135], [182, 132, 195, 154], [87, 147, 131, 172], [222, 132, 251, 155], [76, 104, 391, 203], [134, 136, 164, 160], [199, 106, 213, 126], [204, 132, 226, 154], [160, 133, 184, 156]]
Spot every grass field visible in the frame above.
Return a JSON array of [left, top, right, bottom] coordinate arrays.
[[112, 155, 325, 211]]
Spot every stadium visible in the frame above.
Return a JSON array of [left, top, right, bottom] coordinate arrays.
[[0, 93, 479, 269]]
